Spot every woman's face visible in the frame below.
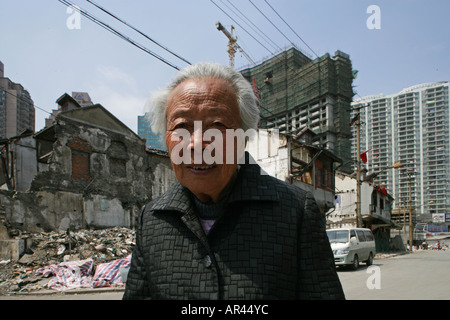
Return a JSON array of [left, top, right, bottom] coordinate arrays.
[[165, 77, 242, 203]]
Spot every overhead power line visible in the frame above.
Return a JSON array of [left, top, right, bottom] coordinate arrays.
[[247, 0, 298, 51], [0, 86, 52, 115], [211, 0, 328, 137], [86, 0, 192, 66], [210, 0, 274, 56], [221, 0, 280, 53], [57, 0, 183, 70], [263, 0, 319, 58]]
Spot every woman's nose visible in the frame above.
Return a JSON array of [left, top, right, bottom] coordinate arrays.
[[187, 125, 208, 164]]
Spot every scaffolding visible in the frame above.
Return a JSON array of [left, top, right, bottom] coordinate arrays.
[[240, 47, 355, 173]]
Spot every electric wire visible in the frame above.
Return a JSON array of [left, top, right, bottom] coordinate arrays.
[[248, 0, 298, 52], [264, 0, 319, 59], [0, 87, 52, 115], [86, 0, 192, 66], [211, 0, 279, 121], [64, 0, 305, 131], [245, 0, 326, 103], [211, 1, 333, 138], [261, 1, 364, 104], [261, 1, 364, 102], [57, 0, 182, 70], [58, 0, 337, 139], [210, 0, 274, 56], [221, 0, 280, 52]]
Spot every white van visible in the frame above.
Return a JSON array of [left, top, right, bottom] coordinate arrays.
[[326, 228, 376, 270]]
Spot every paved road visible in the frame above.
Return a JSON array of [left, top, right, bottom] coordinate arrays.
[[2, 250, 448, 300], [0, 288, 124, 300], [337, 250, 450, 300]]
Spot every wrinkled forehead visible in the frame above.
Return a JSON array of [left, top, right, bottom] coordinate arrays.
[[170, 77, 237, 99], [167, 77, 240, 115]]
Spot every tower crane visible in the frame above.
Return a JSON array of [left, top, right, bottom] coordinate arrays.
[[216, 22, 255, 69]]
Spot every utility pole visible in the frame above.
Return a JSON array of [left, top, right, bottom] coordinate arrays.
[[409, 173, 413, 251], [355, 107, 362, 228]]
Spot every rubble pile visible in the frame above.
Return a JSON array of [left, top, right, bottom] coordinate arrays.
[[0, 226, 135, 295]]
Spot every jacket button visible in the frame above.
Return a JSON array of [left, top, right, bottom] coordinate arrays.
[[203, 255, 212, 268]]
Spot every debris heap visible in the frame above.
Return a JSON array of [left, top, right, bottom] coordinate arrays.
[[0, 226, 135, 295]]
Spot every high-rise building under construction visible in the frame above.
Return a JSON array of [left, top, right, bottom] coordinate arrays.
[[240, 47, 355, 172]]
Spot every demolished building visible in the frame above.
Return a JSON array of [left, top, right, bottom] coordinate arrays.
[[327, 171, 403, 252], [0, 93, 176, 237], [247, 128, 341, 215]]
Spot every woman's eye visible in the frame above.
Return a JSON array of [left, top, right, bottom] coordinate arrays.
[[174, 123, 187, 129]]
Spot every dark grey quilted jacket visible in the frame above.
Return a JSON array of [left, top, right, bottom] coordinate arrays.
[[123, 157, 344, 300]]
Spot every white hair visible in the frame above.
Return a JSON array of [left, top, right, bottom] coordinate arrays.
[[145, 62, 260, 139]]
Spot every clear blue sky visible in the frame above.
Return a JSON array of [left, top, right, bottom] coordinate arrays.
[[1, 0, 449, 133]]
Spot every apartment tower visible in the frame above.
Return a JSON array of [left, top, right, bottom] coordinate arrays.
[[137, 114, 167, 151], [352, 81, 450, 224], [0, 61, 35, 138]]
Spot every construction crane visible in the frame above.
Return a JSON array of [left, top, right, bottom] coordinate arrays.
[[216, 22, 255, 68]]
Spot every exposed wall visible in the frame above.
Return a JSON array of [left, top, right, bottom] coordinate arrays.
[[327, 173, 372, 228], [13, 135, 38, 191], [327, 172, 395, 230], [2, 114, 175, 232], [246, 129, 337, 214]]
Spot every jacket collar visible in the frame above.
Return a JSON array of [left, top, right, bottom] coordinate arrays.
[[149, 152, 280, 214], [150, 182, 194, 215]]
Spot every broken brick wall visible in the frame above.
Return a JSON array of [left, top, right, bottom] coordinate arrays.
[[5, 116, 175, 232]]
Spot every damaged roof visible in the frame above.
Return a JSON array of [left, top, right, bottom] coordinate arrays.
[[37, 101, 144, 142]]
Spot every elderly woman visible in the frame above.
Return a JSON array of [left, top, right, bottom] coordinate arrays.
[[123, 63, 344, 300]]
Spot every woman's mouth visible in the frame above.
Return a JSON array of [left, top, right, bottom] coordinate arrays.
[[186, 164, 217, 173], [191, 165, 215, 170]]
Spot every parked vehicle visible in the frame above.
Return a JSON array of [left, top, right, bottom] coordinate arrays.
[[326, 228, 376, 270]]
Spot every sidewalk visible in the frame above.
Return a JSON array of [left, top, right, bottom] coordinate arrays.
[[375, 251, 410, 259], [4, 285, 125, 297]]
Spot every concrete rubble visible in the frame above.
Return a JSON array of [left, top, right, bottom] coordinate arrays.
[[0, 221, 135, 296]]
